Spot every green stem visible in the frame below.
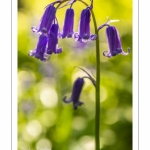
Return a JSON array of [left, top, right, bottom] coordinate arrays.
[[56, 0, 100, 149], [77, 1, 101, 148], [78, 1, 100, 149], [91, 10, 100, 150]]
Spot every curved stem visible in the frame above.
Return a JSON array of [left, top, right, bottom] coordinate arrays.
[[78, 1, 101, 149], [91, 10, 100, 150], [56, 0, 100, 149], [56, 0, 69, 9]]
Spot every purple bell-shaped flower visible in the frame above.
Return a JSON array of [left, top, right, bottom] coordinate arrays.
[[47, 23, 62, 54], [103, 26, 130, 58], [63, 77, 84, 110], [74, 7, 97, 43], [32, 4, 56, 33], [28, 29, 49, 61], [60, 8, 74, 38]]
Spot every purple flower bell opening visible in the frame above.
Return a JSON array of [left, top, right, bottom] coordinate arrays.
[[28, 29, 49, 62], [74, 7, 97, 43], [32, 4, 56, 33], [63, 77, 84, 110], [47, 23, 62, 54], [60, 8, 74, 38], [103, 26, 130, 58]]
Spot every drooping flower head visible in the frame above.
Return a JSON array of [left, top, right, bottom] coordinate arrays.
[[32, 4, 56, 33], [74, 7, 97, 43], [28, 28, 49, 61], [63, 77, 84, 110], [60, 8, 74, 38], [103, 26, 130, 58], [47, 23, 62, 54]]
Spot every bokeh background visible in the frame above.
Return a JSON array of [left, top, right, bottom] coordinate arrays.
[[18, 0, 132, 150]]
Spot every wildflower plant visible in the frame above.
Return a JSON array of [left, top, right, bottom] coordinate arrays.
[[28, 0, 130, 149]]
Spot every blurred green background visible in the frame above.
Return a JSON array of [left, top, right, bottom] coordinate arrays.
[[18, 0, 132, 150]]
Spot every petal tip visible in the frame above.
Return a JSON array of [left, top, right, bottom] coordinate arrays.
[[103, 50, 111, 58]]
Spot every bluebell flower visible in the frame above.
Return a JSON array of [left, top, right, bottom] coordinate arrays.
[[28, 29, 49, 61], [103, 26, 130, 58], [47, 23, 62, 54], [63, 77, 84, 110], [60, 8, 74, 38], [74, 7, 97, 43], [32, 4, 56, 33]]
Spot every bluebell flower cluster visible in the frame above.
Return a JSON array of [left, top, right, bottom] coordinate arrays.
[[29, 1, 97, 61], [29, 0, 130, 109]]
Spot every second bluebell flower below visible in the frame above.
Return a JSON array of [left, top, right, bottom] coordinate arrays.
[[63, 77, 85, 110]]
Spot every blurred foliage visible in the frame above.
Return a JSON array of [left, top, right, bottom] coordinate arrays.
[[18, 0, 132, 150]]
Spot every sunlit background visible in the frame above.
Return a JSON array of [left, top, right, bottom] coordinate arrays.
[[18, 0, 132, 150]]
